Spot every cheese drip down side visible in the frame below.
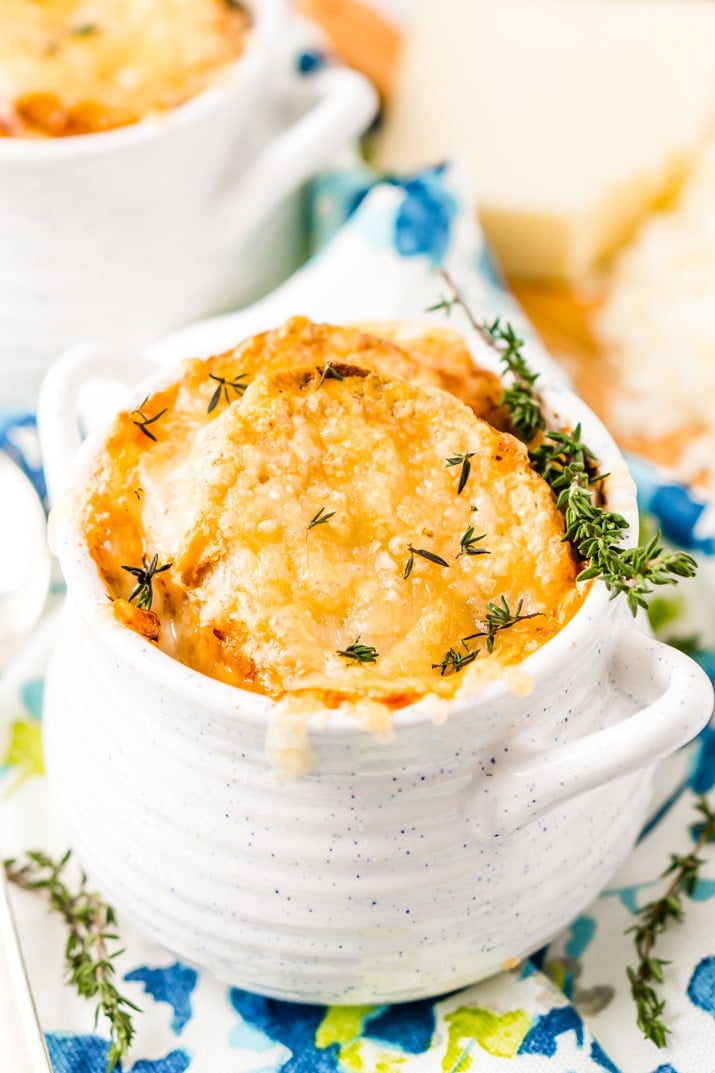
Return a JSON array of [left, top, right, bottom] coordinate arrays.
[[81, 327, 584, 718]]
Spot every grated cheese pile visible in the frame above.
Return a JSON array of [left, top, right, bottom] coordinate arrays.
[[595, 139, 715, 491]]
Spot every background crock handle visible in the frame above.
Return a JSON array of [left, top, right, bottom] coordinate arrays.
[[217, 63, 378, 245], [476, 623, 714, 839], [37, 343, 154, 506]]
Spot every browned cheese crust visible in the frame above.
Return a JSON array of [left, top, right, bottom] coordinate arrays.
[[0, 0, 250, 137], [81, 319, 583, 712]]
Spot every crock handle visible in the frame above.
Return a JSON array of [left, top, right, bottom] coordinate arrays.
[[37, 343, 154, 506], [217, 64, 378, 245], [475, 624, 714, 839]]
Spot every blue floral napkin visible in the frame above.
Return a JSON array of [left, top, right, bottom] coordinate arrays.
[[2, 164, 715, 1073]]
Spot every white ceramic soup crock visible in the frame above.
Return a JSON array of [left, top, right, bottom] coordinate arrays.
[[38, 338, 714, 1005], [0, 2, 377, 408]]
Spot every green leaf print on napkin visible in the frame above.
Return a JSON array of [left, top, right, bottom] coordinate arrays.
[[443, 1006, 531, 1065], [1, 676, 44, 793]]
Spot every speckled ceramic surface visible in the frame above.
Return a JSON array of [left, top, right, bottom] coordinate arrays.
[[40, 581, 709, 1005], [37, 168, 713, 1001], [0, 2, 377, 408]]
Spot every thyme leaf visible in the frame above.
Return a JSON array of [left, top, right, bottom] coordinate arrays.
[[404, 544, 450, 579], [307, 507, 335, 531], [131, 398, 168, 442], [446, 451, 476, 495], [121, 553, 171, 611], [318, 361, 344, 386], [456, 526, 489, 559], [4, 851, 139, 1072], [425, 295, 457, 316], [337, 642, 379, 663], [207, 372, 249, 413]]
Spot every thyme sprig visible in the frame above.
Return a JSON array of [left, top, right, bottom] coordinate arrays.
[[432, 646, 478, 676], [430, 272, 698, 614], [308, 507, 335, 531], [121, 553, 171, 610], [131, 398, 168, 442], [432, 268, 544, 441], [456, 526, 489, 558], [529, 428, 697, 610], [446, 451, 475, 495], [463, 596, 542, 653], [337, 642, 379, 663], [483, 318, 545, 442], [627, 794, 715, 1047], [577, 528, 697, 616], [4, 851, 139, 1072], [207, 372, 249, 413], [404, 544, 450, 579]]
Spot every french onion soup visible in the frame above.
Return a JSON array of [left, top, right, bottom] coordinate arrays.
[[0, 0, 251, 137], [81, 318, 585, 728]]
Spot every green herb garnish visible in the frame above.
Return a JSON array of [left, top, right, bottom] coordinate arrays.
[[456, 526, 489, 559], [526, 425, 687, 614], [528, 425, 599, 488], [425, 295, 457, 317], [307, 507, 336, 531], [131, 398, 167, 442], [463, 596, 542, 654], [404, 544, 450, 579], [483, 317, 544, 442], [430, 269, 698, 614], [317, 361, 344, 386], [432, 268, 544, 441], [4, 851, 139, 1072], [627, 794, 715, 1048], [576, 521, 696, 615], [337, 642, 379, 663], [72, 22, 99, 36], [432, 646, 478, 676], [446, 451, 476, 495], [121, 553, 171, 611], [207, 372, 249, 413]]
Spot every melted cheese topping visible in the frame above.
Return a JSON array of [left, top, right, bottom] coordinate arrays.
[[81, 319, 583, 719], [0, 0, 251, 137]]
